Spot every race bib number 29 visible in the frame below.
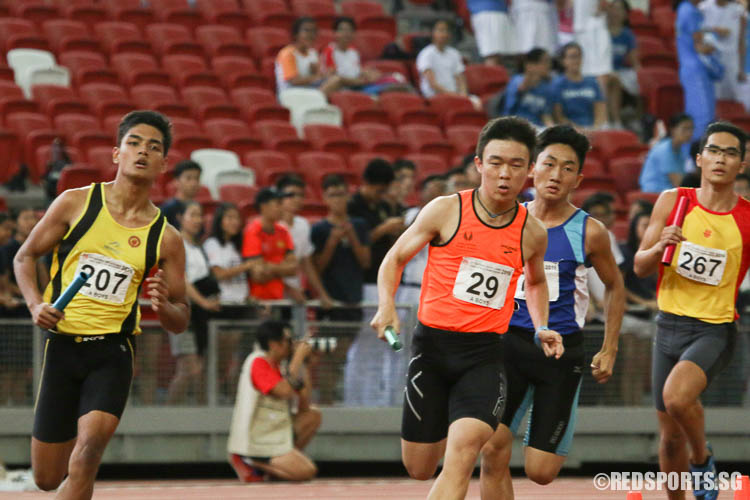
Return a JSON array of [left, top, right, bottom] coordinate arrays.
[[452, 257, 514, 309], [74, 253, 135, 304], [675, 241, 727, 286]]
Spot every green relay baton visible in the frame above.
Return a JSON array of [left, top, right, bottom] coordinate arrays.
[[384, 326, 402, 352]]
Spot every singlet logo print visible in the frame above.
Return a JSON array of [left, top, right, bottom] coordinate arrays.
[[704, 229, 712, 238], [128, 236, 141, 248], [464, 231, 473, 241], [502, 244, 515, 254]]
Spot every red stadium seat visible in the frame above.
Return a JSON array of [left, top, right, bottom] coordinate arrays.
[[305, 168, 360, 198], [151, 0, 202, 32], [349, 123, 408, 158], [58, 51, 119, 87], [464, 64, 509, 96], [220, 184, 259, 205], [608, 157, 643, 194], [297, 151, 348, 175], [0, 18, 50, 52], [203, 118, 263, 157], [0, 129, 21, 183], [31, 84, 87, 118], [130, 84, 192, 119], [353, 30, 392, 62], [56, 164, 104, 195], [445, 125, 482, 156], [212, 56, 268, 91], [93, 22, 151, 56], [648, 82, 685, 122], [397, 124, 454, 162], [640, 53, 678, 70], [341, 2, 395, 36], [625, 191, 660, 207], [162, 55, 222, 89], [56, 1, 107, 25], [291, 0, 337, 27], [348, 151, 393, 176], [329, 90, 390, 126], [246, 27, 291, 60], [244, 150, 296, 185], [170, 121, 214, 155], [628, 10, 659, 38], [652, 6, 676, 41], [195, 0, 252, 33], [303, 124, 360, 158], [379, 92, 439, 127], [145, 23, 204, 58], [181, 85, 242, 121], [196, 25, 253, 59], [229, 88, 290, 123], [84, 145, 114, 169], [341, 0, 385, 15], [110, 53, 172, 88], [253, 120, 311, 159], [78, 83, 134, 122], [0, 81, 24, 99], [42, 20, 101, 55], [100, 0, 155, 32], [404, 153, 447, 176], [589, 130, 641, 160], [11, 1, 61, 25], [363, 59, 411, 84], [0, 65, 14, 82], [4, 111, 56, 173], [715, 100, 750, 122], [53, 114, 109, 151], [243, 0, 295, 31], [428, 95, 487, 128], [0, 95, 39, 123]]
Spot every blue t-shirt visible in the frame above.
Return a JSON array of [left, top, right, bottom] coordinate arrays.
[[611, 27, 636, 70], [511, 208, 591, 335], [676, 0, 703, 66], [550, 75, 603, 127], [638, 138, 687, 193], [467, 0, 508, 14], [501, 74, 553, 127]]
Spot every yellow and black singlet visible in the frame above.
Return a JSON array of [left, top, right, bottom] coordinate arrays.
[[43, 183, 166, 336]]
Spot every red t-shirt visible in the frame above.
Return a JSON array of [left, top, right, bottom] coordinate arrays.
[[242, 218, 294, 299], [251, 356, 283, 395]]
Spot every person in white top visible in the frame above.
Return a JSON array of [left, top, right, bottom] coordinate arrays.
[[512, 0, 560, 55], [573, 0, 613, 95], [320, 17, 379, 87], [276, 175, 334, 308], [203, 202, 255, 400], [416, 19, 469, 99], [699, 0, 748, 100]]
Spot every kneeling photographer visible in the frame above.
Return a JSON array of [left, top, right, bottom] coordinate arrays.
[[227, 320, 321, 482]]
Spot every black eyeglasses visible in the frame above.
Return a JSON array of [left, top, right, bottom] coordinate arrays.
[[703, 145, 741, 159]]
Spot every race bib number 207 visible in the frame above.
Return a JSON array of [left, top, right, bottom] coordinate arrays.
[[74, 253, 135, 304], [452, 257, 514, 309]]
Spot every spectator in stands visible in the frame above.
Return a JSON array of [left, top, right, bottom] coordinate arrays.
[[204, 202, 255, 400], [512, 0, 559, 55], [311, 174, 371, 403], [42, 137, 72, 201], [344, 159, 403, 405], [735, 172, 750, 198], [618, 208, 657, 405], [276, 175, 332, 307], [385, 159, 417, 213], [161, 160, 202, 229], [573, 0, 614, 96], [242, 188, 298, 302], [167, 201, 219, 405], [639, 113, 694, 192], [607, 0, 641, 130], [0, 207, 40, 405], [627, 198, 654, 221], [466, 0, 517, 66], [551, 42, 607, 130], [676, 0, 719, 142], [276, 17, 343, 97], [416, 19, 479, 109], [501, 48, 555, 128], [445, 166, 473, 193], [459, 153, 481, 187], [699, 0, 747, 101], [228, 320, 320, 482], [0, 212, 12, 250]]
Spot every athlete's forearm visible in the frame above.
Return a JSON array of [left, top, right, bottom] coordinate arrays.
[[13, 252, 43, 310], [157, 300, 189, 333], [601, 283, 625, 354], [634, 243, 664, 277], [376, 251, 405, 309], [524, 280, 550, 331]]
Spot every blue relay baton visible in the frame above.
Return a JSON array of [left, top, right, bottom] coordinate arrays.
[[52, 272, 91, 311], [384, 326, 402, 352]]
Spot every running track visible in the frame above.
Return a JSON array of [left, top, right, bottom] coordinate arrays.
[[6, 477, 678, 499]]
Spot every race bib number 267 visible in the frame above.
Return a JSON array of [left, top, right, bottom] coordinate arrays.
[[675, 241, 727, 286]]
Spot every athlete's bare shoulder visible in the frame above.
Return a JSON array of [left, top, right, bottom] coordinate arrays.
[[417, 192, 461, 243], [48, 185, 94, 226], [523, 211, 547, 244], [159, 223, 183, 255]]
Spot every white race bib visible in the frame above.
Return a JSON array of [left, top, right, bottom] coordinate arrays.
[[514, 261, 560, 302], [74, 253, 135, 304], [675, 241, 727, 286], [452, 257, 514, 310]]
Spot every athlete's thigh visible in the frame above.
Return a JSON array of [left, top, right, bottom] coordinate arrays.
[[401, 346, 450, 444], [33, 337, 81, 443], [79, 337, 134, 419], [449, 359, 506, 432], [679, 321, 735, 385], [31, 437, 76, 484], [499, 333, 534, 431]]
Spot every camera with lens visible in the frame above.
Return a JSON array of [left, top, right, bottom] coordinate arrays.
[[306, 336, 337, 353]]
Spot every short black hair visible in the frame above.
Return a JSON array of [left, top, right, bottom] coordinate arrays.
[[10, 206, 35, 221], [393, 158, 417, 174], [736, 172, 750, 185], [174, 159, 202, 178], [460, 153, 475, 170], [276, 173, 305, 192], [177, 199, 201, 218], [631, 198, 654, 215], [209, 202, 242, 251], [420, 173, 445, 191], [117, 110, 172, 156], [475, 116, 537, 164], [560, 41, 582, 59], [667, 112, 693, 134], [525, 47, 548, 65], [255, 187, 282, 209], [363, 158, 394, 185], [626, 210, 650, 253], [292, 16, 316, 37], [698, 121, 748, 159], [582, 192, 615, 213], [333, 16, 355, 31], [432, 18, 453, 31], [445, 166, 465, 178], [535, 125, 590, 171], [322, 173, 347, 191], [256, 319, 290, 351]]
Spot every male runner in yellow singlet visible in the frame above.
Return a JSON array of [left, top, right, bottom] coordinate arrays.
[[13, 110, 189, 499]]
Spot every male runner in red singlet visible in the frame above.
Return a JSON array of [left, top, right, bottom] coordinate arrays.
[[371, 116, 564, 500], [635, 121, 749, 500]]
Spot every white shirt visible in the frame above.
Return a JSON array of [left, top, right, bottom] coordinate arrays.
[[573, 0, 606, 32], [416, 44, 465, 98], [203, 236, 249, 304], [699, 0, 746, 55], [282, 215, 313, 289], [322, 43, 361, 80], [184, 239, 210, 284]]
